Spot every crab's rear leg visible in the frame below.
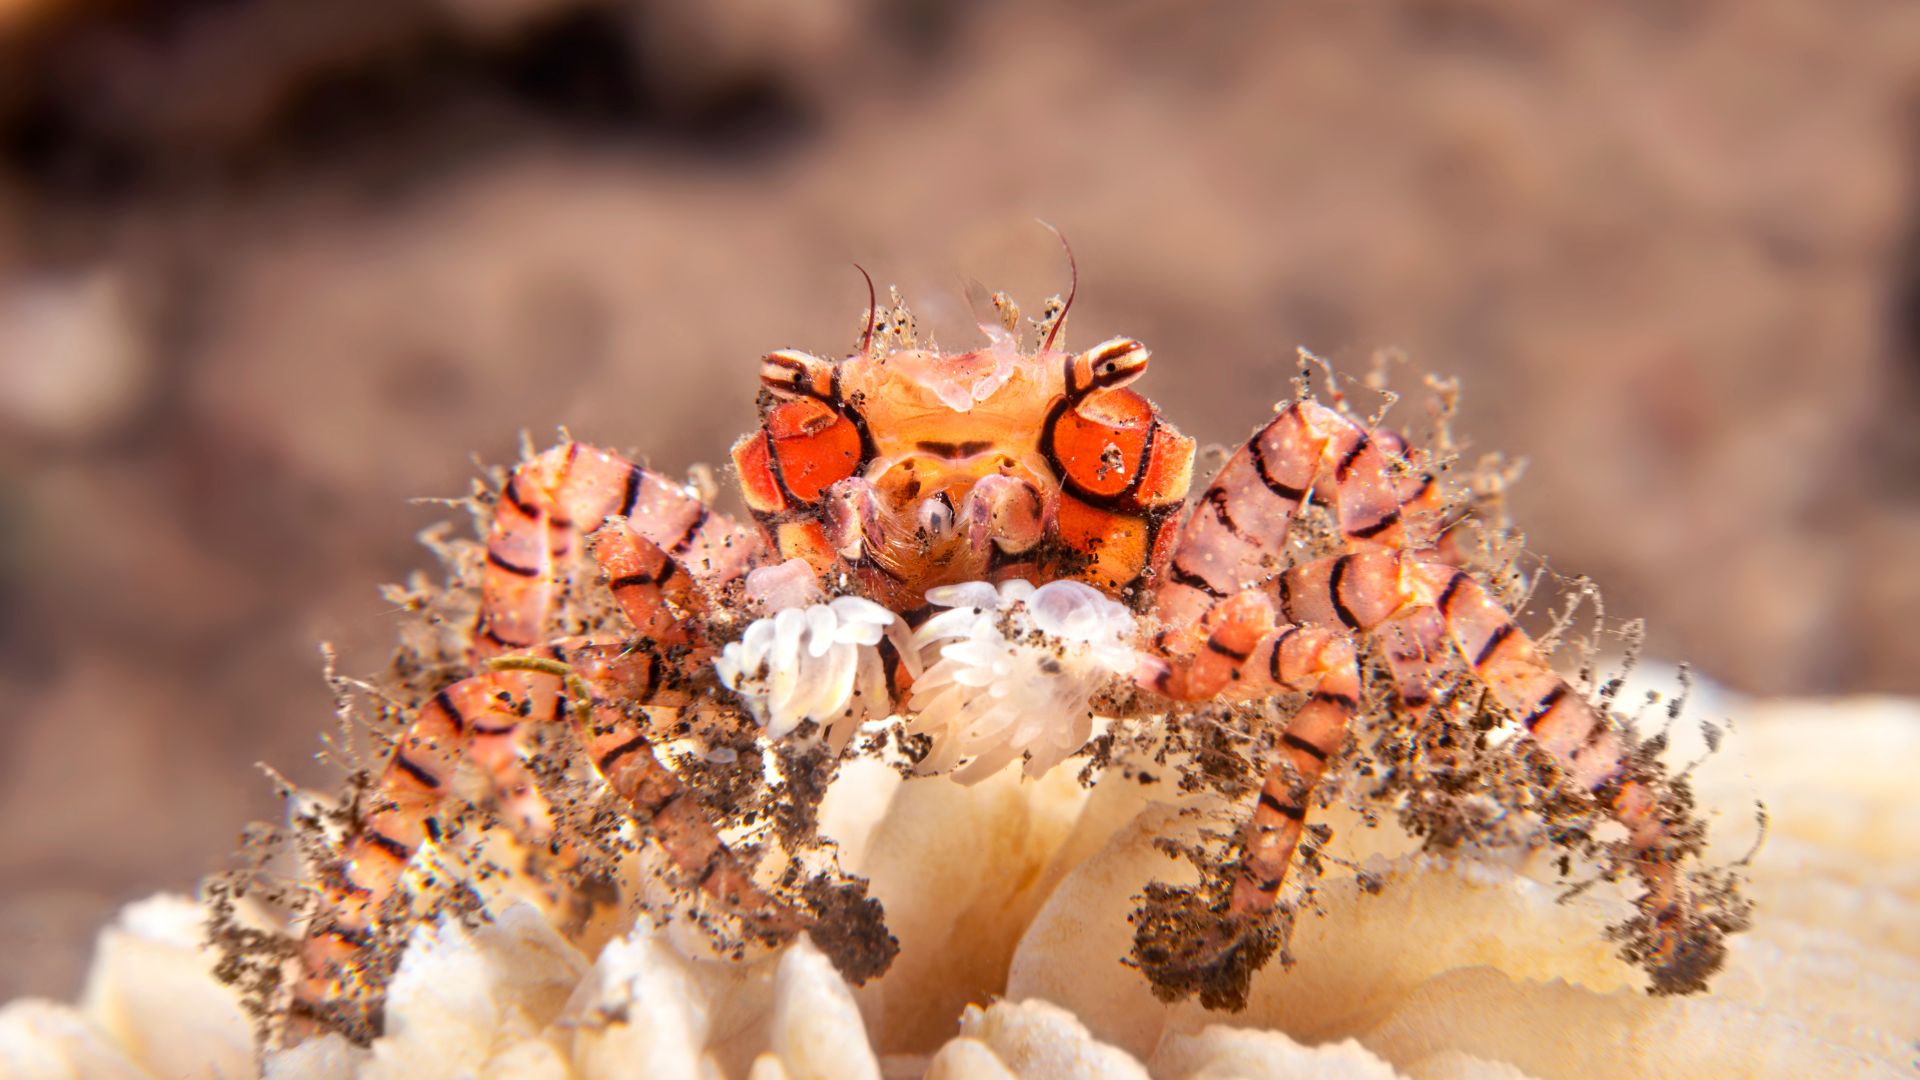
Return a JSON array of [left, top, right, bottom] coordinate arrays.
[[290, 663, 569, 1030], [1287, 549, 1724, 991]]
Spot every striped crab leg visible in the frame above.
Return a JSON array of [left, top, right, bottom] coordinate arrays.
[[1281, 548, 1711, 989], [290, 662, 568, 1028], [290, 635, 795, 1030], [562, 663, 804, 939], [476, 442, 762, 658], [294, 477, 761, 1030], [1149, 399, 1443, 651]]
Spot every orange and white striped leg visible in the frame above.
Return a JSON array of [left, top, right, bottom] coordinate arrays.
[[291, 665, 566, 1024], [476, 442, 763, 658], [1227, 629, 1361, 917], [573, 700, 802, 937], [1280, 548, 1706, 983]]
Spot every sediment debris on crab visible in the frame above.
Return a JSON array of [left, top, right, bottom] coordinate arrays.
[[209, 278, 1750, 1049]]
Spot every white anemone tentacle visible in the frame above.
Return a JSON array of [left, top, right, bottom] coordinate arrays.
[[713, 594, 911, 750], [906, 579, 1139, 784]]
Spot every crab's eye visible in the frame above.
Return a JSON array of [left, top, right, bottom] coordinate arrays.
[[766, 398, 865, 503], [1067, 337, 1149, 399], [760, 349, 838, 400]]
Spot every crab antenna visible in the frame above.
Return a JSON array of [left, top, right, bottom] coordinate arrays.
[[1038, 220, 1077, 353], [854, 263, 878, 354]]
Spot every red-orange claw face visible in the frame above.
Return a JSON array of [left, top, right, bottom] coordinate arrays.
[[1047, 388, 1154, 505], [1138, 423, 1195, 508], [732, 430, 787, 515], [765, 397, 865, 505]]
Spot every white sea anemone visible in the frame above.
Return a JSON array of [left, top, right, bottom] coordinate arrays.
[[712, 595, 905, 746], [906, 579, 1140, 784]]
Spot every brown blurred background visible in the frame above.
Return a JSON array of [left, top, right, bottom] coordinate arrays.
[[2, 0, 1917, 1002]]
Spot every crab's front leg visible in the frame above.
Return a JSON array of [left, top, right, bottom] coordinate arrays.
[[476, 442, 762, 658]]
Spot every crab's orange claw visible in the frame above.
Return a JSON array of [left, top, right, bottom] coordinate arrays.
[[1048, 386, 1156, 503], [765, 397, 867, 504], [1041, 370, 1194, 593]]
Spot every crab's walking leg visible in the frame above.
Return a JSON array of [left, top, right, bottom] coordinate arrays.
[[568, 690, 803, 937], [1226, 628, 1361, 915], [477, 442, 762, 657], [291, 637, 789, 1024], [1151, 401, 1442, 645], [1283, 549, 1700, 976], [291, 665, 567, 1024]]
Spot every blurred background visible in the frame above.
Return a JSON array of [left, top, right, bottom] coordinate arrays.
[[1, 0, 1916, 1002]]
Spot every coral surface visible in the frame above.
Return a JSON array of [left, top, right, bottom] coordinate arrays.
[[3, 694, 1912, 1078]]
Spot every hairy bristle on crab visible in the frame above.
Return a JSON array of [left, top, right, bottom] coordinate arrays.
[[214, 273, 1749, 1050]]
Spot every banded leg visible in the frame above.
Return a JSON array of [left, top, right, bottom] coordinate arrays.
[[1228, 629, 1361, 916], [573, 696, 802, 937], [291, 666, 565, 1022], [1282, 549, 1700, 977], [477, 442, 762, 658], [591, 519, 705, 647], [1151, 400, 1442, 649]]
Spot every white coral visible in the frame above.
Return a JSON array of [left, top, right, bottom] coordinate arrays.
[[712, 595, 906, 746], [7, 695, 1919, 1079], [906, 579, 1139, 784]]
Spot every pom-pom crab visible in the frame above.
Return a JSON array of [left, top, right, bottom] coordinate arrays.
[[255, 267, 1748, 1043]]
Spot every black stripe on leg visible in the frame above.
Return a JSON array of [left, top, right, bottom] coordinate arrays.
[[1473, 623, 1515, 669], [363, 831, 412, 862], [1328, 554, 1362, 629], [433, 689, 466, 734], [1347, 507, 1400, 540], [1437, 570, 1469, 615], [1335, 433, 1370, 481], [1170, 561, 1227, 598], [1523, 685, 1568, 731], [1204, 488, 1243, 534], [503, 477, 541, 520], [668, 507, 711, 558], [486, 550, 542, 578], [1312, 689, 1359, 711], [1206, 636, 1252, 662], [1282, 732, 1331, 761], [1267, 627, 1299, 685], [596, 733, 650, 774], [1257, 791, 1306, 821], [620, 464, 645, 519], [392, 753, 442, 790], [1250, 430, 1311, 502]]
